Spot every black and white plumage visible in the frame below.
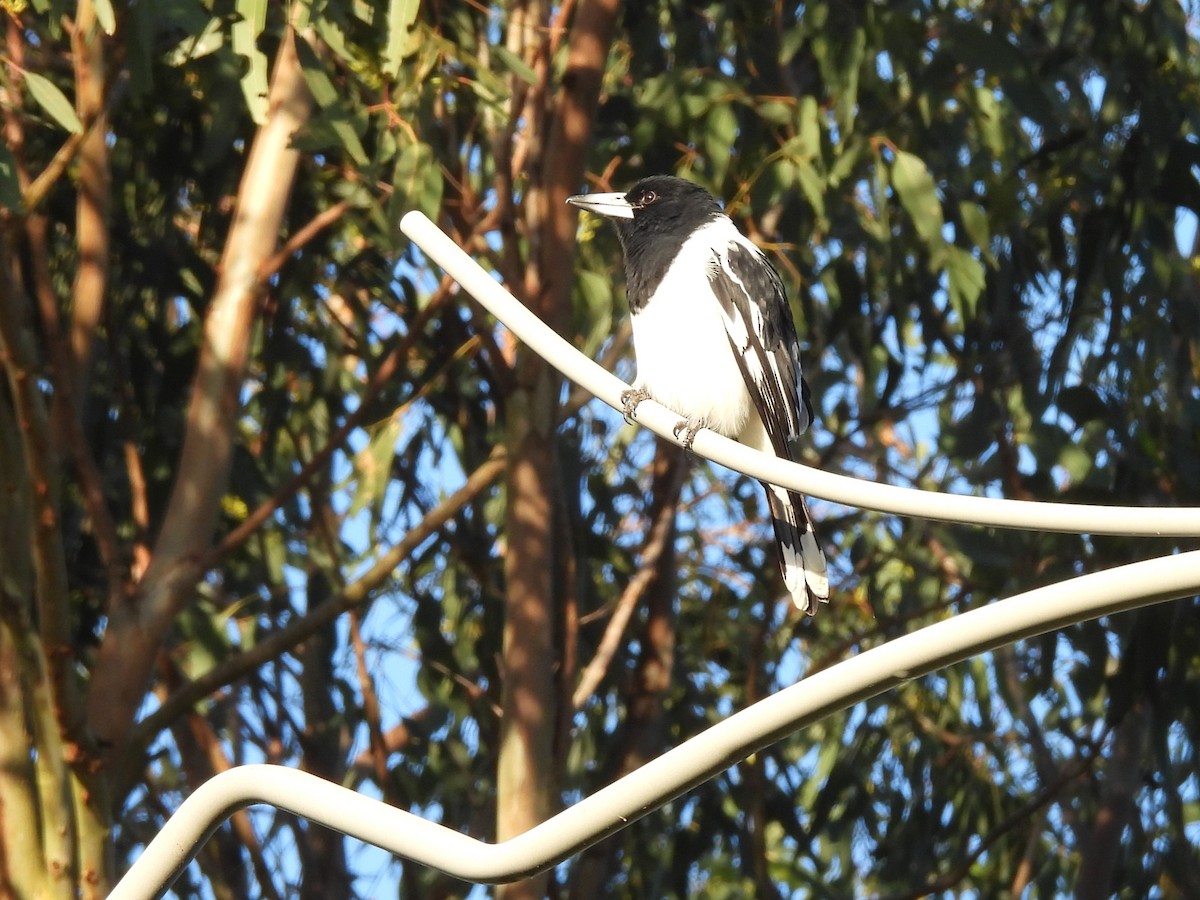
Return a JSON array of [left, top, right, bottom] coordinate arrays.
[[567, 175, 830, 614]]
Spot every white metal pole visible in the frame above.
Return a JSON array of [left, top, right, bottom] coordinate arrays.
[[397, 211, 1200, 538], [110, 550, 1200, 899]]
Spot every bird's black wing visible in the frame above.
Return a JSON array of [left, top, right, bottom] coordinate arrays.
[[707, 240, 812, 458], [708, 239, 829, 612]]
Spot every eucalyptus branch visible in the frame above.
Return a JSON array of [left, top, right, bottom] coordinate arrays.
[[129, 449, 507, 756]]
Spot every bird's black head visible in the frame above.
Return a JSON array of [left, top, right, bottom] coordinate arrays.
[[567, 176, 726, 311], [567, 176, 723, 248]]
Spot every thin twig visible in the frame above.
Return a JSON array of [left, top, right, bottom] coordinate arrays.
[[130, 448, 508, 754], [572, 450, 684, 710], [258, 198, 353, 281], [349, 609, 392, 801]]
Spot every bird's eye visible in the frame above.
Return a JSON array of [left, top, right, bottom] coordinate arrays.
[[642, 190, 657, 204]]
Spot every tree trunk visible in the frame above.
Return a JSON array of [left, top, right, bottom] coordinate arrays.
[[495, 0, 620, 896]]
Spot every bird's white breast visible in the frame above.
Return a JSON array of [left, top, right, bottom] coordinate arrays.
[[629, 219, 754, 438]]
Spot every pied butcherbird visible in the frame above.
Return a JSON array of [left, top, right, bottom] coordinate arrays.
[[568, 176, 830, 614]]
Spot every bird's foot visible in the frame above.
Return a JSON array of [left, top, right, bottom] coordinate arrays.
[[672, 416, 707, 452], [619, 387, 652, 425]]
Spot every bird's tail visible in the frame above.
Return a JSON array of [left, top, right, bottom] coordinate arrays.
[[764, 483, 829, 615]]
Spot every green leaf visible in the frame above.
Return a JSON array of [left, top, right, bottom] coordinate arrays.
[[757, 99, 794, 126], [972, 86, 1006, 157], [829, 132, 866, 186], [231, 0, 269, 124], [1057, 442, 1096, 484], [575, 270, 613, 356], [836, 27, 867, 132], [295, 36, 340, 107], [706, 103, 738, 184], [945, 245, 985, 320], [23, 71, 83, 134], [176, 601, 233, 681], [799, 738, 840, 811], [92, 0, 116, 34], [315, 14, 353, 65], [164, 16, 225, 67], [349, 412, 404, 518], [797, 95, 820, 159], [794, 158, 826, 221], [958, 200, 995, 266], [383, 0, 421, 78], [867, 150, 890, 242], [295, 37, 370, 166], [891, 149, 943, 247], [493, 45, 538, 87], [391, 141, 443, 220]]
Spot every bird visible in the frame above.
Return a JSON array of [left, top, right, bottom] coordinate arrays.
[[567, 175, 830, 614]]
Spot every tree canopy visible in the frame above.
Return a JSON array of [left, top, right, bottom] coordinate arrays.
[[1, 0, 1198, 898]]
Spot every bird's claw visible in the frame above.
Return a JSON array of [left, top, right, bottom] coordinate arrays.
[[619, 387, 651, 425], [672, 417, 706, 452]]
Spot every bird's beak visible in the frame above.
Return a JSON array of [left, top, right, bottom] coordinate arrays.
[[565, 191, 635, 219]]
